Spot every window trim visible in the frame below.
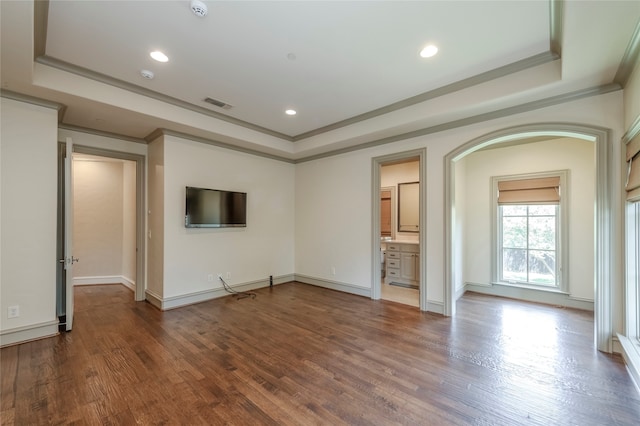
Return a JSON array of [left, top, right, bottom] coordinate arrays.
[[491, 170, 569, 293]]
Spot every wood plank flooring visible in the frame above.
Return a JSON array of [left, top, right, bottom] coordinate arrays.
[[2, 282, 639, 425]]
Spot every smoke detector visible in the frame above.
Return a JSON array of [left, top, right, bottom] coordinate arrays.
[[190, 0, 208, 17], [140, 69, 154, 80]]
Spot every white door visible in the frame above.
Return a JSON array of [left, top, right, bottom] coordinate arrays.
[[64, 137, 76, 331]]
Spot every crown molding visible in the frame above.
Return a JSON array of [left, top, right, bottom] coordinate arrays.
[[292, 51, 559, 141], [295, 83, 621, 163], [59, 123, 147, 145], [549, 0, 563, 56], [146, 128, 296, 164], [614, 18, 640, 88], [34, 55, 294, 141]]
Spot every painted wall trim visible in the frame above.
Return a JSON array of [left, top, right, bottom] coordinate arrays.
[[34, 55, 293, 141], [463, 283, 595, 311], [144, 275, 294, 310], [294, 274, 372, 298], [59, 123, 147, 145], [74, 276, 135, 291], [618, 334, 640, 394], [148, 128, 296, 164], [614, 18, 640, 88], [0, 320, 59, 348], [296, 84, 621, 164], [444, 123, 612, 353], [293, 51, 559, 141]]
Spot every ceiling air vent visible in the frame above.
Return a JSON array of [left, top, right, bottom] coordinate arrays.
[[204, 97, 233, 110]]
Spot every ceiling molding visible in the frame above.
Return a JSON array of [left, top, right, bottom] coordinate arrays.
[[614, 18, 640, 87], [34, 1, 562, 143], [34, 55, 294, 141], [59, 123, 147, 145], [33, 0, 48, 59], [1, 88, 64, 111], [148, 129, 296, 164], [549, 0, 563, 56], [295, 83, 622, 163], [291, 51, 559, 141]]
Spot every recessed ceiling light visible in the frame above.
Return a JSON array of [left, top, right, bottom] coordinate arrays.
[[285, 109, 297, 116], [419, 44, 438, 58], [150, 50, 169, 62]]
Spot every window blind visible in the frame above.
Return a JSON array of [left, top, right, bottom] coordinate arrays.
[[626, 132, 640, 202], [497, 176, 560, 204]]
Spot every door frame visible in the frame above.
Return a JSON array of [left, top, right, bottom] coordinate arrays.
[[444, 123, 612, 352], [372, 148, 428, 310], [70, 145, 147, 301]]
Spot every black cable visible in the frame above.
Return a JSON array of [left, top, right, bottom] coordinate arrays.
[[219, 276, 256, 300]]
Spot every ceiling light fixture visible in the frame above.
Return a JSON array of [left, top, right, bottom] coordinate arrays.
[[150, 50, 169, 62], [190, 0, 208, 17], [419, 44, 438, 58], [285, 109, 297, 116]]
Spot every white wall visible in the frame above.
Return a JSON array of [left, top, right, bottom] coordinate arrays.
[[73, 159, 124, 278], [462, 138, 596, 302], [122, 160, 136, 285], [453, 157, 467, 297], [0, 98, 59, 345], [295, 92, 624, 313], [73, 157, 136, 287], [147, 137, 164, 298], [158, 135, 295, 301]]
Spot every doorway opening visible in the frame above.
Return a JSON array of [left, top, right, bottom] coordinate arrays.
[[56, 143, 146, 332], [372, 148, 427, 309], [445, 124, 612, 353]]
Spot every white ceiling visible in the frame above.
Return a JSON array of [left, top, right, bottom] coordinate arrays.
[[1, 1, 639, 160]]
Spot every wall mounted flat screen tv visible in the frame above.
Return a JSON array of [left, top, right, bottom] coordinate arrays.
[[185, 186, 247, 228]]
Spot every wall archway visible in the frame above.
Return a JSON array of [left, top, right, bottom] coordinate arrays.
[[444, 123, 612, 352]]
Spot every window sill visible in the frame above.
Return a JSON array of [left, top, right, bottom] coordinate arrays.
[[492, 281, 568, 295]]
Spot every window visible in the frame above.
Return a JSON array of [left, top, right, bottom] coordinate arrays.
[[492, 172, 567, 291], [500, 204, 557, 285]]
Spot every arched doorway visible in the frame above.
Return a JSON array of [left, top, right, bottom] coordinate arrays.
[[444, 123, 612, 352]]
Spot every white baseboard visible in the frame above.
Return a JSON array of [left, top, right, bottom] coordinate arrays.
[[74, 275, 135, 291], [464, 282, 595, 311], [618, 333, 640, 395], [0, 320, 59, 348], [145, 274, 294, 310], [426, 301, 444, 314], [294, 274, 371, 298]]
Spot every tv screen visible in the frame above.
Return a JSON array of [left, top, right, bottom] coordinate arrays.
[[185, 186, 247, 228]]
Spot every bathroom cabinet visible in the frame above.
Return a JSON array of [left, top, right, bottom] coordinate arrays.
[[384, 242, 419, 288]]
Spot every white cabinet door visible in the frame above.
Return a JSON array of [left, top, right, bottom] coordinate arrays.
[[400, 252, 417, 281]]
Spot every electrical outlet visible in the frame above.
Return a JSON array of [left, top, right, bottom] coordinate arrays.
[[207, 274, 214, 282], [331, 266, 336, 276], [7, 305, 19, 318]]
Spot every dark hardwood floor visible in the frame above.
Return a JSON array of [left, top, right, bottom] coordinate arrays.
[[2, 282, 639, 425]]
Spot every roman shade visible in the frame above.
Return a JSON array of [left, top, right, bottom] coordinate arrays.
[[626, 132, 640, 202], [498, 176, 560, 205]]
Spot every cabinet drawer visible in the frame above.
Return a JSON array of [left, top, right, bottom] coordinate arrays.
[[387, 269, 400, 278], [400, 244, 419, 253], [386, 259, 400, 268], [386, 244, 401, 251], [386, 251, 400, 259]]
